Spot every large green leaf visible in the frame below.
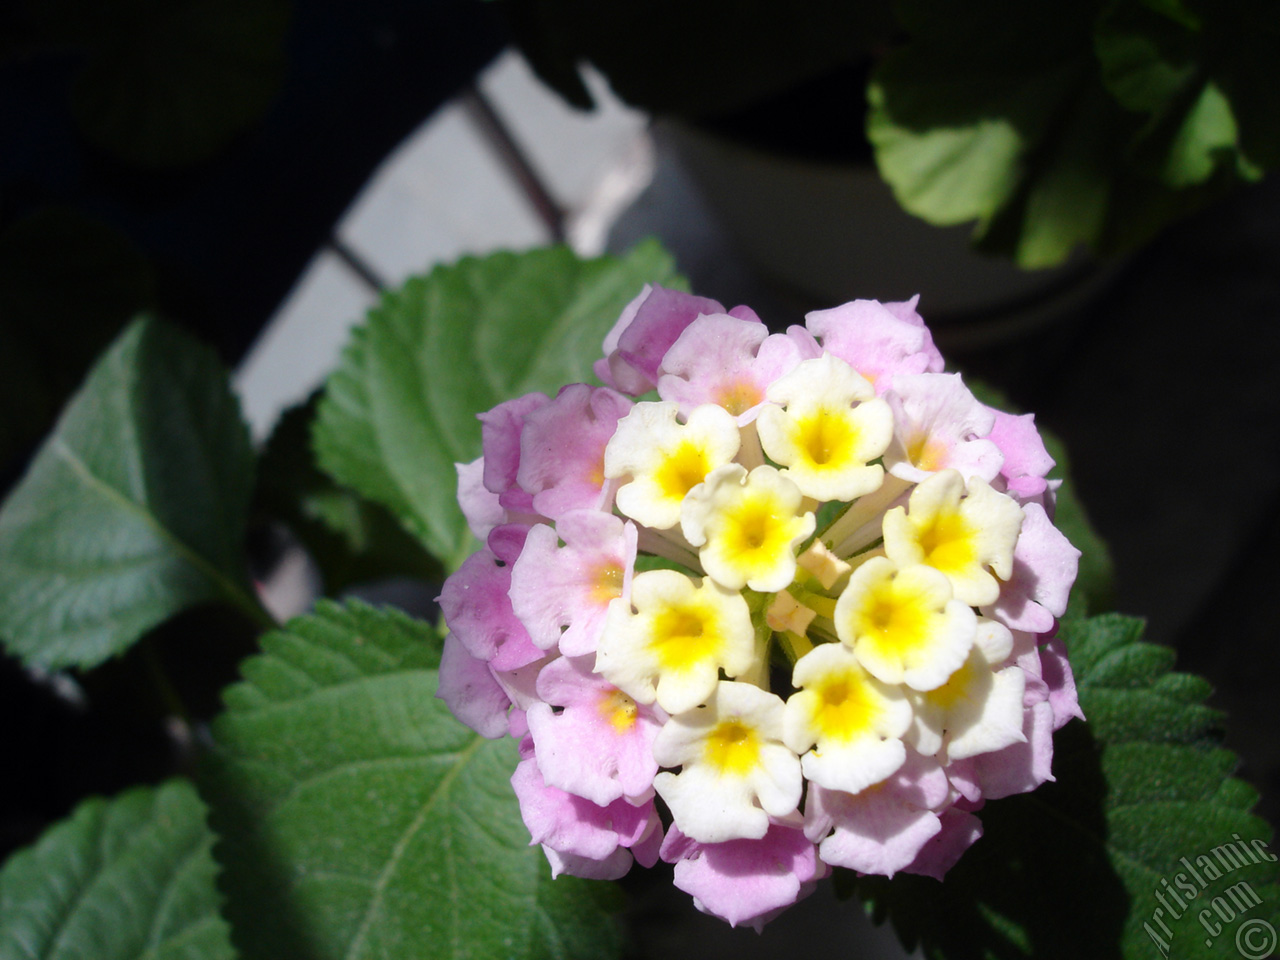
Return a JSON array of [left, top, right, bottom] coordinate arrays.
[[203, 600, 622, 960], [0, 316, 265, 670], [0, 779, 235, 960], [256, 397, 443, 595], [857, 613, 1280, 959], [313, 241, 682, 570]]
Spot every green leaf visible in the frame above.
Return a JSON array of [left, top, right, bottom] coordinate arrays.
[[1151, 81, 1241, 188], [869, 0, 1268, 268], [1095, 0, 1200, 116], [0, 779, 235, 960], [1094, 1, 1249, 193], [59, 0, 290, 168], [203, 600, 622, 960], [867, 0, 1098, 261], [1095, 0, 1279, 180], [1204, 0, 1280, 169], [857, 613, 1280, 960], [867, 3, 1131, 269], [256, 398, 443, 594], [0, 316, 264, 670], [313, 241, 683, 570]]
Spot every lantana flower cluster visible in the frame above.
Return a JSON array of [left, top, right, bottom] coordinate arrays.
[[438, 286, 1082, 929]]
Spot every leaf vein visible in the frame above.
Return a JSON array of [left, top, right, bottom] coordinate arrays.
[[342, 735, 485, 960], [48, 438, 262, 624]]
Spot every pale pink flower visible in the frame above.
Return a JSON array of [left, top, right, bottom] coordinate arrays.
[[660, 823, 827, 931]]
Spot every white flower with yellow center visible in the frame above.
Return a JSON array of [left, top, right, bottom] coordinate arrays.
[[882, 469, 1023, 607], [907, 618, 1027, 761], [783, 643, 912, 794], [834, 556, 976, 691], [604, 401, 740, 530], [756, 353, 894, 502], [680, 464, 816, 592], [595, 569, 756, 714], [653, 680, 802, 843]]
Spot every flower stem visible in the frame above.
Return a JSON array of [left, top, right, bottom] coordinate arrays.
[[636, 526, 704, 573], [824, 475, 911, 557], [778, 630, 814, 664]]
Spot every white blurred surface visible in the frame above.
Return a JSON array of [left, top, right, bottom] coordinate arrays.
[[337, 99, 551, 287], [234, 249, 377, 439], [236, 49, 653, 442]]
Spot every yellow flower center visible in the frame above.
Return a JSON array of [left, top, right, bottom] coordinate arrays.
[[916, 511, 978, 576], [712, 379, 763, 417], [795, 411, 856, 467], [597, 689, 640, 732], [925, 654, 986, 711], [907, 432, 947, 472], [702, 719, 761, 775], [590, 562, 625, 605], [649, 604, 719, 672], [720, 494, 797, 568], [653, 441, 712, 501], [811, 674, 880, 742], [857, 582, 930, 657]]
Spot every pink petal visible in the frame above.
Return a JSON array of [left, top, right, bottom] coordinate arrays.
[[805, 299, 933, 395], [509, 512, 637, 656], [970, 701, 1056, 799], [886, 373, 1003, 483], [455, 457, 505, 541], [944, 758, 983, 804], [491, 654, 550, 714], [804, 750, 950, 878], [983, 502, 1080, 632], [809, 785, 942, 878], [657, 315, 808, 423], [902, 808, 984, 880], [512, 757, 658, 869], [988, 410, 1055, 500], [881, 295, 945, 372], [630, 818, 664, 868], [1040, 633, 1085, 730], [436, 632, 512, 738], [660, 823, 823, 930], [543, 845, 633, 880], [526, 658, 663, 806], [516, 384, 632, 520], [1016, 636, 1051, 709], [601, 285, 649, 357], [596, 286, 727, 394], [508, 707, 529, 739], [438, 536, 539, 670], [480, 393, 550, 508]]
